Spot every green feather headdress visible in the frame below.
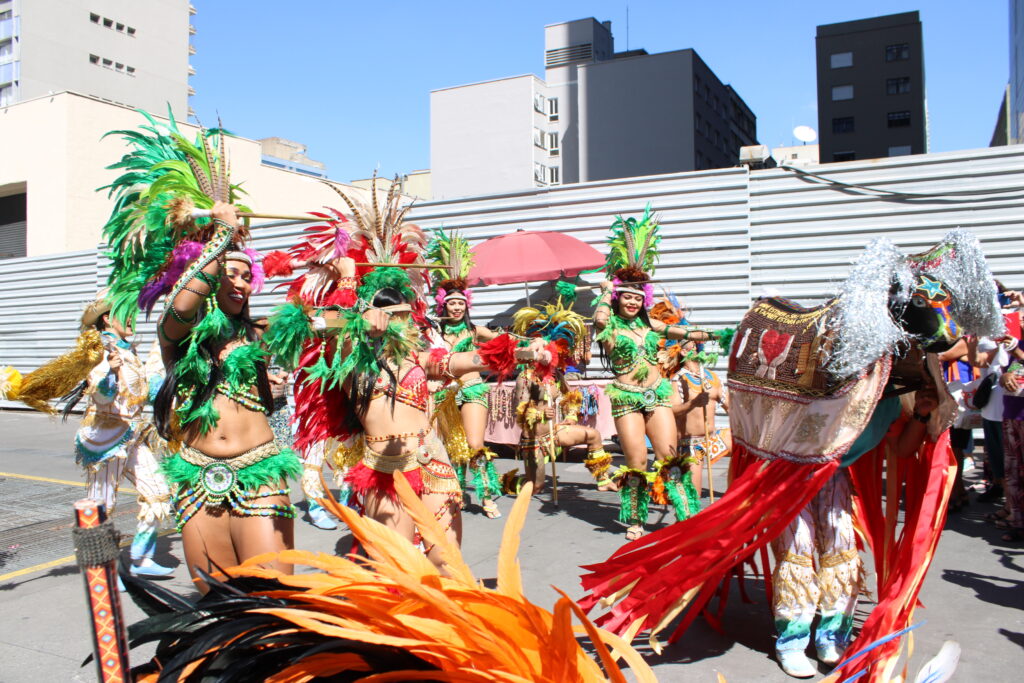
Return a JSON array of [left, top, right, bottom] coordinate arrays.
[[426, 228, 474, 287], [604, 203, 661, 279], [99, 108, 251, 326]]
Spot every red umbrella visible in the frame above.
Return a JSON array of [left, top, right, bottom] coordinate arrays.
[[467, 229, 605, 286]]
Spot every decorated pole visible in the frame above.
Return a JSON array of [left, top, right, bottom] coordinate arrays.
[[73, 499, 130, 683], [701, 372, 716, 504]]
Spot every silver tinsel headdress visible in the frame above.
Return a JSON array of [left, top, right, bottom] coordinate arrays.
[[826, 228, 1003, 379]]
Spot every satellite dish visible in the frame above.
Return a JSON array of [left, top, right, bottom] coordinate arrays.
[[793, 125, 817, 143]]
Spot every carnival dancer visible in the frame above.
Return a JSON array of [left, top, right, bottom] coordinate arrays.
[[580, 230, 1004, 683], [648, 295, 728, 517], [427, 230, 503, 518], [591, 206, 717, 539], [99, 117, 301, 591], [15, 293, 174, 580], [262, 178, 550, 569], [501, 298, 608, 496]]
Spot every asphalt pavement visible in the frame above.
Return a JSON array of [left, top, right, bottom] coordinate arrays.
[[0, 410, 1021, 682]]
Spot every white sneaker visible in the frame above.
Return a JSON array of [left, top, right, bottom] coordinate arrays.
[[308, 504, 338, 530], [778, 650, 817, 678], [817, 643, 844, 667]]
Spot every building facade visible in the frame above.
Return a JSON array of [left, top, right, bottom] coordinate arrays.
[[0, 92, 371, 258], [0, 0, 192, 113], [815, 11, 927, 163], [1010, 0, 1024, 143], [431, 17, 756, 200]]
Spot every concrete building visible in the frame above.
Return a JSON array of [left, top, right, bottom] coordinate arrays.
[[0, 92, 372, 259], [771, 144, 820, 168], [0, 0, 192, 113], [815, 11, 927, 162], [430, 17, 756, 200], [259, 138, 328, 178], [1010, 0, 1024, 143], [351, 170, 432, 202]]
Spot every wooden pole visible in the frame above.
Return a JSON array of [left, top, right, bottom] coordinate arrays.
[[74, 499, 130, 683], [701, 370, 716, 504]]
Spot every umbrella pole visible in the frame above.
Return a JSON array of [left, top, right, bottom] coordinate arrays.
[[524, 281, 530, 306]]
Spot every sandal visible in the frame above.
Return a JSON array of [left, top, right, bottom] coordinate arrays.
[[482, 500, 502, 519], [625, 525, 645, 541], [994, 518, 1011, 529], [985, 509, 1011, 522], [1001, 528, 1024, 542]]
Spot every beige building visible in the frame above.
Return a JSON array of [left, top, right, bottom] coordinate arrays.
[[0, 91, 374, 258], [259, 137, 328, 178], [351, 170, 432, 201], [0, 0, 192, 113]]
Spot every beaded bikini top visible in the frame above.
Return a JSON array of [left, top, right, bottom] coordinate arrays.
[[371, 357, 429, 412]]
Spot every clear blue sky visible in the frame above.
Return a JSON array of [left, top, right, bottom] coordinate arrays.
[[190, 1, 1009, 183]]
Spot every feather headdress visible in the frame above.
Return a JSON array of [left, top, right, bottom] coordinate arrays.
[[262, 209, 355, 308], [512, 298, 590, 366], [649, 292, 691, 375], [123, 475, 656, 682], [100, 109, 253, 326], [604, 204, 661, 306], [323, 173, 427, 306], [426, 228, 475, 315]]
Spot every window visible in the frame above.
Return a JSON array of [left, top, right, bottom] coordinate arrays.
[[832, 151, 856, 162], [694, 75, 701, 93], [532, 127, 545, 149], [830, 52, 853, 68], [888, 145, 912, 156], [533, 162, 547, 184], [0, 83, 11, 106], [547, 97, 558, 121], [90, 13, 100, 23], [114, 62, 123, 71], [886, 43, 910, 62], [832, 84, 854, 101], [0, 39, 11, 61], [89, 53, 99, 64], [832, 116, 855, 134], [127, 26, 136, 36], [126, 65, 135, 75], [115, 22, 123, 31], [547, 132, 559, 155], [102, 17, 112, 28], [102, 57, 112, 67], [887, 111, 911, 128], [695, 113, 703, 135], [548, 166, 560, 185], [533, 93, 546, 114], [886, 77, 911, 95]]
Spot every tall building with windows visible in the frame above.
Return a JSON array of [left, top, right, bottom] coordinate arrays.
[[430, 17, 757, 199], [1009, 0, 1024, 143], [815, 11, 926, 163], [0, 0, 192, 114]]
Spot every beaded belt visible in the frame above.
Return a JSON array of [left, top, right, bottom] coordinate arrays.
[[611, 380, 664, 406], [179, 440, 280, 469]]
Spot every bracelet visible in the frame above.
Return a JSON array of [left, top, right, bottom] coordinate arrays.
[[182, 285, 209, 297], [169, 306, 198, 325], [595, 302, 612, 310], [912, 412, 930, 424], [212, 218, 236, 231], [336, 277, 357, 289], [195, 270, 220, 289]]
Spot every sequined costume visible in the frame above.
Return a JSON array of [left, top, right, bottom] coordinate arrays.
[[77, 331, 172, 564]]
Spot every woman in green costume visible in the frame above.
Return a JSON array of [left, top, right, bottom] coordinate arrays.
[[428, 231, 503, 519], [592, 207, 717, 540]]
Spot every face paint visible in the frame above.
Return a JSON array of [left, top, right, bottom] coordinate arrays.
[[909, 274, 959, 351]]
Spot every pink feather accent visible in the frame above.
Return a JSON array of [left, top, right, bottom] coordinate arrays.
[[435, 288, 447, 316], [243, 247, 265, 293], [138, 240, 204, 314]]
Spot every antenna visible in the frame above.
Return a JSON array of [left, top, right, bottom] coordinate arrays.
[[793, 125, 817, 144]]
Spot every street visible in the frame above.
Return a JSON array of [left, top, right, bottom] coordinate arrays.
[[0, 410, 1021, 682]]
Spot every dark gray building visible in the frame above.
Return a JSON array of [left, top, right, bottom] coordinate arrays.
[[431, 18, 757, 199], [815, 12, 926, 163]]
